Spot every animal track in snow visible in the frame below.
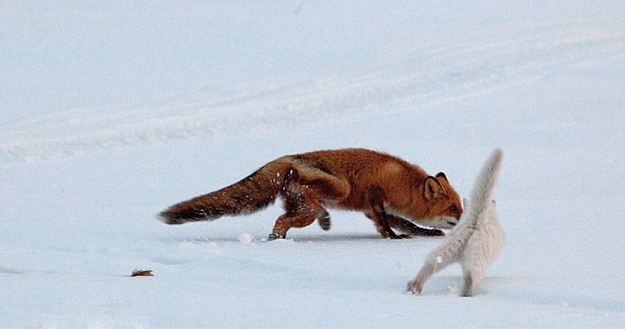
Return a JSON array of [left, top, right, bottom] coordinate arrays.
[[1, 24, 623, 163]]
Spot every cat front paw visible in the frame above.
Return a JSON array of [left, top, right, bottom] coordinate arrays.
[[406, 279, 423, 294]]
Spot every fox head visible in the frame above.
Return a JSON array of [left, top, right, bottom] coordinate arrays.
[[409, 172, 463, 229]]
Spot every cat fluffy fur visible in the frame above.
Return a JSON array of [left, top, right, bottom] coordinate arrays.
[[407, 149, 505, 297]]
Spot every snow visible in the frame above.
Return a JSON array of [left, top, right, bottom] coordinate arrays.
[[238, 233, 255, 245], [2, 1, 625, 328]]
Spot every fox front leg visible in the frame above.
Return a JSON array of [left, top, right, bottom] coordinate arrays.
[[367, 186, 405, 239], [385, 214, 444, 237]]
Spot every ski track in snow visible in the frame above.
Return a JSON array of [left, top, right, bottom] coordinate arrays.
[[2, 24, 624, 163]]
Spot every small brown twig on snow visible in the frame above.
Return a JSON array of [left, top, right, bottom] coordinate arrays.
[[130, 269, 154, 277]]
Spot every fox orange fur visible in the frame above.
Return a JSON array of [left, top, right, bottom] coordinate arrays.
[[159, 148, 463, 240]]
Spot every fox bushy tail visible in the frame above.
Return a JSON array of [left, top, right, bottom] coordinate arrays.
[[465, 149, 504, 226], [158, 161, 293, 224]]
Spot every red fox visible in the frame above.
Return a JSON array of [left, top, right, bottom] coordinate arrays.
[[159, 148, 463, 240]]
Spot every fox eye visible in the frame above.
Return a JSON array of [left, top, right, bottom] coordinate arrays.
[[449, 204, 458, 211]]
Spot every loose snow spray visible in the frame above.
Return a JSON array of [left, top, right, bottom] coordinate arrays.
[[238, 233, 255, 245]]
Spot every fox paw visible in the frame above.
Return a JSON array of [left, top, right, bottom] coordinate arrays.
[[419, 229, 444, 237], [317, 211, 331, 231], [268, 233, 286, 241], [387, 233, 411, 239], [406, 227, 445, 237], [430, 229, 445, 236], [406, 279, 423, 295]]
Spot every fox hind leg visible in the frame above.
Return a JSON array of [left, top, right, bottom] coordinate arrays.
[[296, 168, 349, 233], [269, 186, 328, 240], [269, 164, 349, 240]]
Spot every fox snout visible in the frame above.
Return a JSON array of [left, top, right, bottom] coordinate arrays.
[[449, 211, 463, 226], [420, 216, 459, 230], [446, 207, 463, 227], [446, 217, 460, 228]]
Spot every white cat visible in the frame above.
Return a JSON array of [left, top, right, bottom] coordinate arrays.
[[407, 149, 505, 297]]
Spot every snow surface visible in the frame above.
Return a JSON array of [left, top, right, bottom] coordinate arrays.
[[2, 1, 625, 328]]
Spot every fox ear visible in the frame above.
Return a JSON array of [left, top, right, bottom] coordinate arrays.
[[424, 176, 444, 200], [435, 172, 448, 181]]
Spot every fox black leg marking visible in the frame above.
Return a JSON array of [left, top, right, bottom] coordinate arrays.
[[317, 210, 331, 231], [368, 186, 402, 239], [386, 215, 444, 237], [268, 232, 286, 240]]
